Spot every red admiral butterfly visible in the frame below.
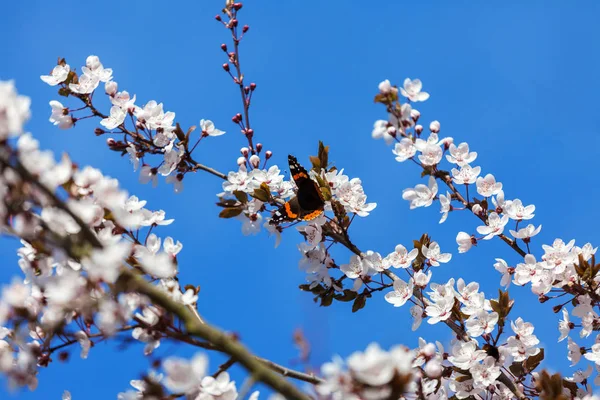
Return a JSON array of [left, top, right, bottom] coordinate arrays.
[[270, 155, 325, 224]]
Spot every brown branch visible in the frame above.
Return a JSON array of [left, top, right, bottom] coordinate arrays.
[[117, 269, 311, 400], [322, 217, 528, 399], [3, 150, 316, 398]]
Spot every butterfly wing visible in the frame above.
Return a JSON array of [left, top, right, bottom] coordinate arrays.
[[270, 155, 325, 225], [288, 155, 310, 185], [270, 197, 301, 225]]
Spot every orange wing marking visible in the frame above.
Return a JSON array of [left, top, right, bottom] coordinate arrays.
[[302, 209, 324, 221], [293, 172, 308, 180], [284, 202, 298, 218]]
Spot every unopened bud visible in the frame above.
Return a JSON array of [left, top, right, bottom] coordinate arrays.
[[552, 304, 563, 313], [246, 128, 254, 137], [471, 204, 483, 215], [94, 127, 105, 136], [250, 82, 256, 91], [240, 147, 249, 156], [106, 138, 116, 147], [230, 19, 238, 27], [430, 120, 440, 133], [386, 126, 397, 138], [378, 79, 392, 94], [105, 81, 118, 96], [539, 295, 550, 303], [411, 109, 421, 122], [233, 2, 243, 10], [59, 352, 69, 362], [422, 343, 436, 358], [237, 156, 246, 166], [220, 43, 228, 52], [215, 15, 222, 21], [222, 63, 230, 72], [415, 124, 423, 134], [424, 360, 442, 378], [249, 154, 260, 168], [256, 143, 263, 153], [242, 25, 249, 33], [265, 150, 272, 159]]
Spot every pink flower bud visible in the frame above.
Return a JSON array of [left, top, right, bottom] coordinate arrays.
[[415, 124, 423, 134], [256, 143, 263, 153], [220, 44, 228, 52], [422, 343, 436, 358], [240, 147, 249, 156], [471, 204, 483, 215], [237, 157, 246, 166], [424, 360, 442, 378], [378, 79, 392, 94], [249, 154, 260, 168], [386, 126, 397, 138], [411, 109, 421, 122], [242, 25, 249, 33], [105, 81, 118, 96], [430, 120, 440, 133], [222, 63, 230, 72], [265, 150, 272, 159], [250, 82, 256, 91]]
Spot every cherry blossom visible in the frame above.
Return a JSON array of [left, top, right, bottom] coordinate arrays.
[[100, 105, 126, 130], [451, 164, 481, 185], [402, 176, 438, 209], [476, 212, 509, 240], [383, 244, 418, 269], [510, 223, 542, 240], [384, 278, 414, 307], [493, 258, 512, 288], [371, 120, 395, 145], [446, 142, 477, 166], [0, 80, 31, 139], [40, 64, 70, 86], [200, 119, 225, 137], [400, 78, 430, 102], [392, 138, 416, 162], [504, 198, 535, 220], [421, 241, 452, 266], [475, 173, 502, 197], [69, 73, 100, 94]]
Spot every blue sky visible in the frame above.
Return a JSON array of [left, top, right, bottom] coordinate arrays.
[[2, 1, 600, 398]]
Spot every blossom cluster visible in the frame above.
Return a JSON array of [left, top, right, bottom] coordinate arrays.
[[41, 56, 226, 194], [0, 81, 198, 390], [371, 77, 600, 397], [219, 154, 377, 242]]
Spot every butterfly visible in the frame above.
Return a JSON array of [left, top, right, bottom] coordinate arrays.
[[269, 155, 325, 225]]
